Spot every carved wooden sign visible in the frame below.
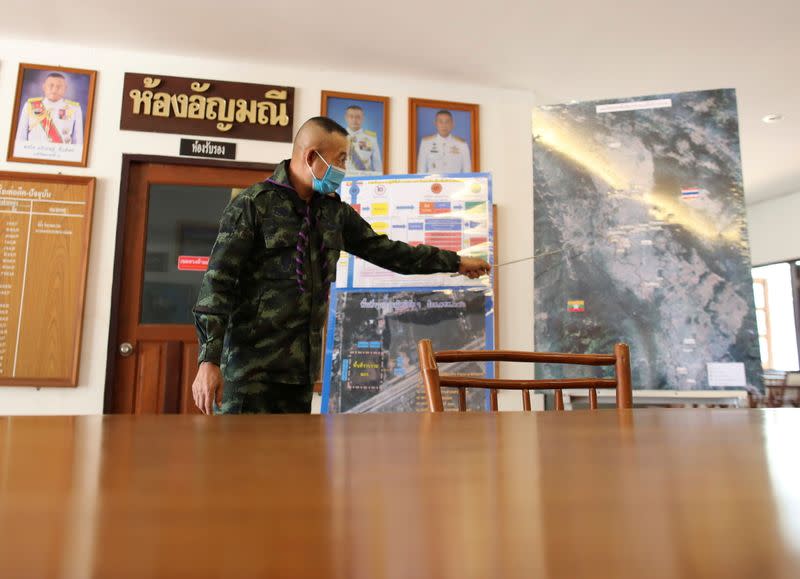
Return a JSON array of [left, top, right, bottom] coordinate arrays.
[[120, 73, 294, 142]]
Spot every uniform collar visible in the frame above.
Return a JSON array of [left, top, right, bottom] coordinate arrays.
[[266, 159, 306, 213], [43, 98, 65, 106], [347, 127, 363, 136], [266, 159, 340, 214]]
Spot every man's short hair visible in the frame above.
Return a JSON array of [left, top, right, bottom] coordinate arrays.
[[346, 105, 364, 113], [306, 116, 348, 137], [45, 73, 66, 81], [435, 110, 453, 119]]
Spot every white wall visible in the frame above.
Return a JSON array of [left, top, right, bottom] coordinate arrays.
[[747, 191, 800, 266], [0, 37, 535, 414]]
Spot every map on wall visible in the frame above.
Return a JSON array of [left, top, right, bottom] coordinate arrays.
[[532, 88, 763, 391]]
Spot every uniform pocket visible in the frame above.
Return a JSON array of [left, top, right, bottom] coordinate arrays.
[[260, 213, 302, 280], [259, 222, 298, 281], [260, 248, 296, 280], [321, 230, 344, 285]]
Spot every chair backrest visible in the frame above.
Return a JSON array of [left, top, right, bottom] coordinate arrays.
[[764, 372, 800, 408], [418, 340, 633, 412], [784, 372, 800, 387]]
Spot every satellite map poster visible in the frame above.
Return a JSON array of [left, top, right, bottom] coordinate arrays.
[[532, 88, 762, 392]]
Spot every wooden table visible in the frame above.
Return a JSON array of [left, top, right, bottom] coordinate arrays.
[[1, 409, 798, 578]]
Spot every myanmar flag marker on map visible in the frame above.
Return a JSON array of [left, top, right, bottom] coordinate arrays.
[[567, 300, 585, 313]]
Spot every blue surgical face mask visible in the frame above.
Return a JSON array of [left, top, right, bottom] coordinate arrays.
[[307, 150, 346, 195]]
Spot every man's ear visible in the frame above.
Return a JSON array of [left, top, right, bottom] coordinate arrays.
[[305, 148, 318, 166]]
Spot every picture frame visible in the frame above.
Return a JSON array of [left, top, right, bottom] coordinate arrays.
[[408, 98, 479, 174], [7, 63, 97, 167], [321, 91, 389, 176]]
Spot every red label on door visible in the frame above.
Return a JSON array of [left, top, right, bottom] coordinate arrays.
[[177, 256, 210, 271]]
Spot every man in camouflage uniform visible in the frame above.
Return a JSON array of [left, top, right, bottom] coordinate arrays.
[[191, 117, 490, 414]]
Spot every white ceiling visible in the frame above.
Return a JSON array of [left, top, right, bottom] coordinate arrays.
[[2, 0, 797, 204]]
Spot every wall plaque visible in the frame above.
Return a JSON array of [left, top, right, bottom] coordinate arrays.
[[120, 73, 294, 142], [0, 172, 95, 387]]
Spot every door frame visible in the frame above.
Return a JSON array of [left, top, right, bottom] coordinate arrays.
[[103, 154, 277, 413]]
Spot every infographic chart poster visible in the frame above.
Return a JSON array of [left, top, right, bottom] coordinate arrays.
[[335, 174, 493, 290]]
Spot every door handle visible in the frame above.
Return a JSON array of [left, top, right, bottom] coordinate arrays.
[[119, 342, 135, 357]]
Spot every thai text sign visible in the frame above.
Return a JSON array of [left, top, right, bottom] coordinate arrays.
[[120, 73, 294, 142]]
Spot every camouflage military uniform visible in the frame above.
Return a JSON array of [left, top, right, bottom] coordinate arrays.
[[193, 160, 460, 414]]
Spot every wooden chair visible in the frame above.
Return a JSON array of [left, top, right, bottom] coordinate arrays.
[[418, 339, 633, 412], [765, 372, 800, 408]]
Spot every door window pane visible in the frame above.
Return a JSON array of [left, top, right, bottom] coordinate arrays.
[[752, 263, 800, 371], [759, 337, 770, 364], [756, 310, 768, 333], [141, 184, 234, 324], [753, 281, 766, 309]]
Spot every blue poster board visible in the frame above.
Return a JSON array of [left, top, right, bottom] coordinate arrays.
[[322, 173, 494, 413]]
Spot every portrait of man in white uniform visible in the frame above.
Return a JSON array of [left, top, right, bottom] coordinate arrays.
[[416, 110, 471, 174], [321, 91, 389, 177], [410, 99, 479, 174], [9, 64, 96, 167]]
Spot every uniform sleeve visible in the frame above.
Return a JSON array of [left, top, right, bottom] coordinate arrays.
[[73, 106, 84, 145], [192, 194, 257, 365], [463, 142, 472, 172], [373, 139, 383, 173], [416, 140, 428, 173], [342, 204, 459, 275], [15, 103, 29, 142]]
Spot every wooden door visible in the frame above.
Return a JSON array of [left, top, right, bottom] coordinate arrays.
[[106, 156, 273, 414]]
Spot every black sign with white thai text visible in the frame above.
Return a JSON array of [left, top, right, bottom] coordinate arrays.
[[179, 138, 236, 160]]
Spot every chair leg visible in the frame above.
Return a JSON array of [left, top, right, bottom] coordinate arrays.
[[523, 389, 531, 411], [458, 387, 467, 412], [555, 390, 564, 411]]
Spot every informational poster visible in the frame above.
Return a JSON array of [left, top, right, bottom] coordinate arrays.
[[0, 172, 95, 386], [323, 173, 495, 413], [532, 89, 762, 391], [336, 175, 492, 289], [323, 288, 493, 413]]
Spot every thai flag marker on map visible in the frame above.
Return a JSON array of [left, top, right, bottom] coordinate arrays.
[[681, 187, 701, 199]]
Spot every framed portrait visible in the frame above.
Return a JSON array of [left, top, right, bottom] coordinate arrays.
[[321, 91, 389, 176], [7, 63, 97, 167], [409, 98, 479, 174]]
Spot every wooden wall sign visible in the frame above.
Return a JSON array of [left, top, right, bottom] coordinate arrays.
[[120, 73, 295, 142], [0, 172, 95, 387]]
